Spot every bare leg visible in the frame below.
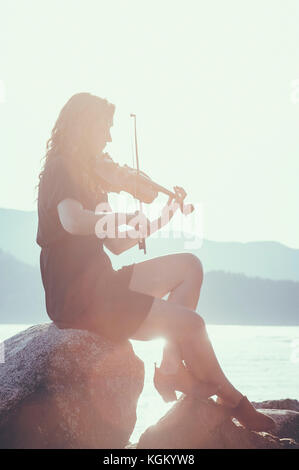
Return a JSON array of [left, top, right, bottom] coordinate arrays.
[[163, 311, 243, 406], [130, 295, 243, 407], [129, 253, 203, 378], [159, 261, 203, 375], [166, 268, 241, 404], [178, 323, 243, 406], [128, 254, 243, 406], [130, 255, 222, 398], [127, 254, 275, 429]]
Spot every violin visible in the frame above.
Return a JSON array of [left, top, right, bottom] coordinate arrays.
[[95, 152, 195, 214], [94, 113, 194, 254]]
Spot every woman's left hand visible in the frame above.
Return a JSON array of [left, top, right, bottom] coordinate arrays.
[[159, 186, 186, 225], [173, 186, 187, 206]]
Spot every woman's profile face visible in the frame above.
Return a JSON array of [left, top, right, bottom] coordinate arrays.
[[87, 115, 113, 156]]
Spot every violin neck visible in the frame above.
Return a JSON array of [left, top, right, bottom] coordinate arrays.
[[147, 180, 174, 198]]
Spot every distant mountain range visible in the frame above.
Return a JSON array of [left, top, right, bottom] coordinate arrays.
[[0, 207, 298, 325], [1, 207, 299, 281], [199, 271, 299, 326], [0, 249, 47, 324]]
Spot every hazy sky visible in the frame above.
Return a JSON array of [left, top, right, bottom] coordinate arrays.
[[1, 0, 299, 248]]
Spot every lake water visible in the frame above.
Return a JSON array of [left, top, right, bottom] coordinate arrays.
[[1, 324, 299, 444]]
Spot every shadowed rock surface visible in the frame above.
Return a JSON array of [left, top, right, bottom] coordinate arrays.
[[137, 396, 299, 449], [0, 324, 144, 449], [252, 399, 299, 412], [252, 400, 299, 443]]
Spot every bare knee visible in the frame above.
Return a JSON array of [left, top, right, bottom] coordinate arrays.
[[130, 298, 206, 343], [171, 308, 206, 343]]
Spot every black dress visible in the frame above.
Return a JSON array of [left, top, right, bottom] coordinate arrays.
[[36, 156, 154, 343]]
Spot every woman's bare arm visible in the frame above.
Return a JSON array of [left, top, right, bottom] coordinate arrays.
[[57, 199, 106, 236], [57, 198, 142, 238], [103, 199, 181, 255], [57, 195, 182, 255]]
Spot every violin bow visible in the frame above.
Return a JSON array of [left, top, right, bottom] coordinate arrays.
[[130, 113, 147, 254]]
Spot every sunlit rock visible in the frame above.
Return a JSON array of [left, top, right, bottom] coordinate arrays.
[[137, 396, 299, 449], [0, 323, 144, 449]]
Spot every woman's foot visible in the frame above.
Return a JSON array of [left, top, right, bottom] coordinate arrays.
[[153, 361, 220, 403], [217, 395, 275, 432]]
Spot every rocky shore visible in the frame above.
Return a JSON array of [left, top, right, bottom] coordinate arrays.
[[0, 323, 298, 449], [136, 397, 299, 449]]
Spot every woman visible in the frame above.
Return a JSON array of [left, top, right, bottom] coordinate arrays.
[[36, 92, 274, 432]]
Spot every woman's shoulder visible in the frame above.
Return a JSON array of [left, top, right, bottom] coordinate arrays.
[[39, 156, 82, 209], [41, 155, 108, 210]]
